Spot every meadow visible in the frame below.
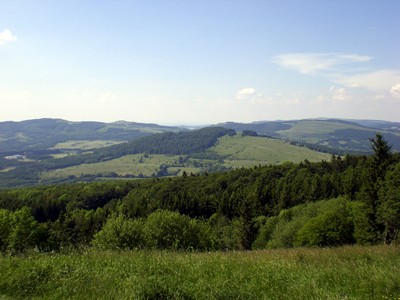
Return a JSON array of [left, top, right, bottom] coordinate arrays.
[[40, 154, 201, 179], [0, 245, 399, 299], [211, 135, 331, 167], [51, 140, 126, 150], [41, 135, 331, 180]]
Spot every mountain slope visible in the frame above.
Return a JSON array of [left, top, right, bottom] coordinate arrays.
[[0, 118, 183, 154], [219, 119, 400, 154]]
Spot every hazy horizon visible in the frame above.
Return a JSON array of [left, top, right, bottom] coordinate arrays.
[[1, 1, 399, 124]]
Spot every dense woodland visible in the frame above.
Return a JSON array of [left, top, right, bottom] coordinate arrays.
[[0, 134, 399, 253]]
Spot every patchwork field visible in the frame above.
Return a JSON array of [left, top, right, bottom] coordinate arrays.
[[40, 154, 203, 179], [40, 135, 331, 181], [51, 140, 126, 150]]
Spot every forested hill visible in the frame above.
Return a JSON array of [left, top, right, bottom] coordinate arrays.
[[218, 119, 400, 154], [0, 118, 183, 154], [0, 134, 399, 253], [105, 126, 236, 156], [46, 127, 235, 169]]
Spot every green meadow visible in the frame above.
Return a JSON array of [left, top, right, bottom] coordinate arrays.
[[51, 140, 126, 150], [210, 134, 331, 167], [41, 135, 331, 180], [0, 246, 399, 299], [41, 154, 202, 179]]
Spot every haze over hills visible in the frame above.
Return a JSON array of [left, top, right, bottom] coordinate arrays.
[[0, 117, 399, 188]]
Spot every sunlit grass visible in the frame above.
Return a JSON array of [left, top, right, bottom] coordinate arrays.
[[1, 245, 399, 299], [50, 140, 126, 150], [211, 134, 330, 166]]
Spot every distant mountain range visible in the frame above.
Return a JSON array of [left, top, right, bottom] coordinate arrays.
[[217, 118, 400, 154], [0, 117, 399, 188], [0, 118, 184, 154], [0, 118, 399, 156]]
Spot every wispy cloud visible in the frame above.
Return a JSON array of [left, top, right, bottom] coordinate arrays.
[[236, 88, 256, 100], [272, 52, 372, 75], [336, 69, 400, 92], [273, 52, 400, 99], [0, 29, 17, 45], [330, 87, 352, 102], [391, 83, 400, 98]]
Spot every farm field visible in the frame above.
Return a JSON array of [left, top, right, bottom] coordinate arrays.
[[50, 140, 126, 150], [0, 245, 398, 299], [210, 134, 331, 167], [40, 154, 203, 179], [40, 135, 331, 181]]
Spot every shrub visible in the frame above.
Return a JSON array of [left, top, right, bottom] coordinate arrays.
[[295, 200, 355, 247], [92, 215, 145, 250]]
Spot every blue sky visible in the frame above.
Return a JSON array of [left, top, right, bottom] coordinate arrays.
[[1, 1, 399, 124]]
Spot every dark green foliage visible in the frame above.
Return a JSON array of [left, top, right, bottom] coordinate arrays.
[[0, 134, 399, 252], [377, 162, 400, 244]]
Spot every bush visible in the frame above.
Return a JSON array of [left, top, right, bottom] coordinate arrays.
[[143, 210, 214, 250], [295, 201, 355, 247], [92, 215, 145, 250]]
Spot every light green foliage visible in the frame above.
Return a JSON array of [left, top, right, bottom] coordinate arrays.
[[295, 201, 355, 247], [93, 210, 215, 251], [255, 197, 357, 249], [143, 210, 213, 250], [0, 207, 40, 253], [92, 215, 145, 250]]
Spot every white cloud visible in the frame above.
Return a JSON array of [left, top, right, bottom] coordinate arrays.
[[272, 52, 372, 75], [330, 87, 352, 102], [391, 83, 400, 98], [236, 88, 256, 100], [0, 29, 17, 45], [336, 70, 400, 92]]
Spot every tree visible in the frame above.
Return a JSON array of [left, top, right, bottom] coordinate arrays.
[[0, 209, 11, 251], [92, 215, 145, 250], [295, 200, 354, 247], [7, 207, 40, 252], [370, 133, 392, 179], [377, 162, 400, 244]]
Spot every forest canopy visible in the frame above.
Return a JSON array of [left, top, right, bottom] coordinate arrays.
[[0, 134, 399, 252]]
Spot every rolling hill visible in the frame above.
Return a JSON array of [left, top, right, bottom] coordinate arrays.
[[0, 118, 184, 154], [218, 119, 400, 154], [1, 117, 399, 188]]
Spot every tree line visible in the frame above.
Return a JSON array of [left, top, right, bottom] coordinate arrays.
[[0, 134, 399, 253]]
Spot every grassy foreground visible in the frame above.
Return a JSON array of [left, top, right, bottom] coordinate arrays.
[[0, 246, 399, 299]]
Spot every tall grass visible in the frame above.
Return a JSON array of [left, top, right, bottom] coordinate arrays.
[[1, 245, 399, 299]]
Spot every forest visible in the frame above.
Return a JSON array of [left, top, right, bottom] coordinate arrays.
[[0, 133, 399, 253]]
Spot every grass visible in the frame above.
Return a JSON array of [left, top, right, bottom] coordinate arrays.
[[275, 120, 373, 143], [0, 245, 399, 299], [40, 154, 202, 179], [50, 140, 126, 150], [211, 135, 331, 167], [41, 135, 331, 180]]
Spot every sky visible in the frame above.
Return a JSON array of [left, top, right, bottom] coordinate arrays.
[[1, 1, 399, 125]]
